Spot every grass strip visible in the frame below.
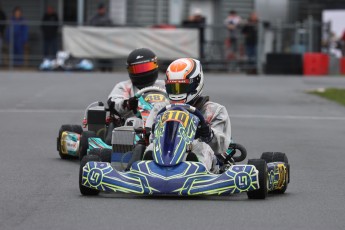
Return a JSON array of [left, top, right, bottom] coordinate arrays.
[[309, 88, 345, 106]]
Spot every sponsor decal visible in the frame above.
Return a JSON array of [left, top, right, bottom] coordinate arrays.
[[234, 172, 252, 191], [87, 168, 103, 187]]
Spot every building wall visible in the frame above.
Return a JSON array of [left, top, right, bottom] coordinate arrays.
[[255, 0, 288, 24]]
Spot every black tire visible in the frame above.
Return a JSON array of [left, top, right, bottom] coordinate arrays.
[[78, 131, 97, 161], [260, 152, 274, 163], [261, 152, 289, 193], [88, 148, 112, 163], [79, 155, 101, 196], [247, 159, 268, 199], [57, 124, 83, 159], [272, 152, 289, 193]]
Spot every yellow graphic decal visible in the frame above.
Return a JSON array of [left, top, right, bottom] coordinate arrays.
[[160, 110, 190, 127], [145, 94, 166, 103]]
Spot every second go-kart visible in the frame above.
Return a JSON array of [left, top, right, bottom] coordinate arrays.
[[57, 86, 168, 162], [79, 104, 290, 199]]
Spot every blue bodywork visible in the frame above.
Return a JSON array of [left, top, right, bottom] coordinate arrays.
[[80, 105, 288, 195], [81, 160, 260, 195]]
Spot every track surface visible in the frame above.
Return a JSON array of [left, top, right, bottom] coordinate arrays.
[[1, 72, 345, 230]]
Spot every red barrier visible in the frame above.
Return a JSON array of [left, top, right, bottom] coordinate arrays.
[[340, 58, 345, 75], [304, 53, 329, 76]]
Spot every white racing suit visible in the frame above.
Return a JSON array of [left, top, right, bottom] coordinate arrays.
[[145, 98, 231, 173], [108, 79, 165, 120]]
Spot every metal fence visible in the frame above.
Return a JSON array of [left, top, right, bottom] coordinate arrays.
[[0, 18, 335, 73]]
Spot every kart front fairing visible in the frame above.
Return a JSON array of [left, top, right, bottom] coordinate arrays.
[[81, 160, 260, 195], [152, 109, 199, 166]]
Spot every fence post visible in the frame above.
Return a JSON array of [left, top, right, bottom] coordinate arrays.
[[257, 21, 264, 75], [77, 0, 84, 26], [308, 15, 313, 52], [276, 20, 282, 53], [9, 22, 13, 70]]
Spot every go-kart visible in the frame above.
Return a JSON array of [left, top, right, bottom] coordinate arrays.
[[39, 51, 94, 71], [79, 104, 290, 199], [57, 86, 168, 162]]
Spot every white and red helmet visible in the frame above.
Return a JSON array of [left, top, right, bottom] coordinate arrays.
[[165, 58, 204, 103]]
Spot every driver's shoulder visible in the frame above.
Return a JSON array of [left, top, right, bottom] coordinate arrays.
[[154, 80, 166, 88], [203, 101, 223, 109]]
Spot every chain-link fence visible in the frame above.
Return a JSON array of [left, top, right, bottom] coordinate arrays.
[[0, 18, 337, 73]]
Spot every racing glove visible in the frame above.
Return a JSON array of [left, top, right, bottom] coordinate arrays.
[[123, 97, 138, 111], [107, 97, 115, 110], [196, 122, 213, 143]]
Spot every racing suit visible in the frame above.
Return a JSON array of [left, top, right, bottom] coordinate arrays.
[[108, 79, 165, 120], [145, 96, 231, 172]]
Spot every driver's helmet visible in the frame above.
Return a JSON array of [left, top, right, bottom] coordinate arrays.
[[127, 48, 159, 89], [165, 58, 204, 104]]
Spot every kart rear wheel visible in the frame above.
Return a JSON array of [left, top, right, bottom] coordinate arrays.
[[260, 152, 289, 193], [57, 124, 83, 159], [272, 152, 289, 193], [247, 159, 268, 199], [78, 131, 97, 161], [88, 148, 112, 163], [260, 152, 274, 163], [79, 155, 101, 196]]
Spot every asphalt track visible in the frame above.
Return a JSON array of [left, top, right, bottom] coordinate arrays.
[[1, 72, 345, 230]]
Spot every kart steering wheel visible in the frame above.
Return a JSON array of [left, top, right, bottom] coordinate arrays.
[[135, 86, 167, 98], [133, 86, 167, 115]]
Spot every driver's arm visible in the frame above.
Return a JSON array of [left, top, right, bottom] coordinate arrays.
[[108, 81, 134, 117], [145, 101, 169, 133], [206, 105, 232, 154]]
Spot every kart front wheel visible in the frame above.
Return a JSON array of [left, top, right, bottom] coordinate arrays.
[[247, 159, 268, 199], [78, 131, 97, 161], [57, 124, 83, 159], [79, 155, 101, 196]]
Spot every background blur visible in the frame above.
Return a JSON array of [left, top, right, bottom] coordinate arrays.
[[0, 0, 344, 75]]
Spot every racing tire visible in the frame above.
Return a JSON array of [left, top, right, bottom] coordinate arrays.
[[260, 152, 274, 163], [272, 152, 289, 194], [260, 152, 289, 193], [261, 152, 290, 183], [247, 159, 268, 199], [78, 131, 97, 161], [88, 148, 112, 163], [79, 154, 101, 196], [57, 124, 83, 159]]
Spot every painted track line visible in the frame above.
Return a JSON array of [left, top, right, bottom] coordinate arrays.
[[232, 114, 345, 121], [0, 109, 83, 113], [0, 109, 344, 121]]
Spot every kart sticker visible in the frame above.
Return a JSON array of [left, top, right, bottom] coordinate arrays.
[[160, 110, 190, 127], [144, 94, 166, 103]]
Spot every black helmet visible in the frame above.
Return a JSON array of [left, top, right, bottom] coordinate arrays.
[[127, 48, 159, 89]]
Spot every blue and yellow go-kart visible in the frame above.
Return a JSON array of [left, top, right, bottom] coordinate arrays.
[[79, 104, 290, 199], [57, 86, 168, 161]]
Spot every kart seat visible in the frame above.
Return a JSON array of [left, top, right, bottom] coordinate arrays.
[[142, 150, 199, 162], [186, 152, 198, 162], [143, 150, 154, 160]]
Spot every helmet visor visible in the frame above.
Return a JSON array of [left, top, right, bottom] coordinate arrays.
[[165, 79, 190, 94], [127, 61, 158, 74]]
